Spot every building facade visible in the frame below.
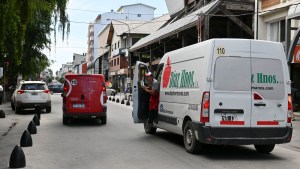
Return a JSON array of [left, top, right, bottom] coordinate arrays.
[[87, 3, 157, 74], [256, 0, 300, 91]]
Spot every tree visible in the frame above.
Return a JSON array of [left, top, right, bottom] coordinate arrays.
[[0, 0, 69, 84]]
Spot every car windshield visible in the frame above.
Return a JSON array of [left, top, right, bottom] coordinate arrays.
[[21, 83, 46, 90]]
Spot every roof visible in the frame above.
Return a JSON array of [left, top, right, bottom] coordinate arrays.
[[117, 3, 156, 12], [130, 0, 221, 52], [111, 14, 170, 36]]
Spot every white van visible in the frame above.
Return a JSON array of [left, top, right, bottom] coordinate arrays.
[[132, 39, 293, 154]]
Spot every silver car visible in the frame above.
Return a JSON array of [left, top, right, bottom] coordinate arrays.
[[11, 81, 52, 114]]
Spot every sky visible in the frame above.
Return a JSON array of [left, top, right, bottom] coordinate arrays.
[[45, 0, 168, 74]]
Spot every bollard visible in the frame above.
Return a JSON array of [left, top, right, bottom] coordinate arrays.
[[32, 114, 40, 126], [20, 130, 32, 147], [27, 121, 37, 134], [112, 97, 115, 102], [108, 97, 111, 101], [121, 99, 124, 104], [0, 109, 5, 118], [9, 145, 26, 168], [126, 100, 130, 106], [116, 98, 119, 103]]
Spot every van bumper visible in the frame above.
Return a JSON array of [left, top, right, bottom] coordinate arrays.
[[193, 122, 293, 145], [63, 106, 107, 119]]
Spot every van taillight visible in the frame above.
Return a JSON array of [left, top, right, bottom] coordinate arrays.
[[200, 92, 210, 123], [63, 83, 69, 92], [43, 90, 50, 94], [102, 85, 107, 103], [17, 90, 25, 94], [287, 94, 293, 123]]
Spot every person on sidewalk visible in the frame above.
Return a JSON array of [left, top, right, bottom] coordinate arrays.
[[142, 72, 159, 125]]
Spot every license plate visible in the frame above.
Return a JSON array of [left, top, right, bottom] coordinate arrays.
[[72, 103, 85, 108], [221, 113, 238, 121], [32, 92, 38, 95]]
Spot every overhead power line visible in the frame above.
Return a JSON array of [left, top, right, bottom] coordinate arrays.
[[67, 8, 165, 16]]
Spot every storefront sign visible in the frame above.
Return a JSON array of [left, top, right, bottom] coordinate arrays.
[[293, 45, 300, 63]]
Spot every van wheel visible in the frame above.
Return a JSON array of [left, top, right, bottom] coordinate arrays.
[[144, 122, 157, 134], [101, 116, 107, 124], [46, 106, 51, 113], [254, 144, 275, 153], [63, 116, 69, 125], [184, 121, 202, 154]]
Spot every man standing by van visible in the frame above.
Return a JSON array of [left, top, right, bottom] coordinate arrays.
[[143, 72, 159, 125]]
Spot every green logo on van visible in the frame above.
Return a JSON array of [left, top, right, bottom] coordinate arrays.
[[169, 70, 198, 88], [251, 73, 282, 84]]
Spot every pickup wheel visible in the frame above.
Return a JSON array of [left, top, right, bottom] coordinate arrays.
[[183, 121, 202, 154], [144, 122, 157, 134], [254, 144, 275, 154]]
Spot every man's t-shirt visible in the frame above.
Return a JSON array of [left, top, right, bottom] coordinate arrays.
[[152, 79, 160, 93]]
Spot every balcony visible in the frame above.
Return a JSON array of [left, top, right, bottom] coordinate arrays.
[[112, 48, 127, 57]]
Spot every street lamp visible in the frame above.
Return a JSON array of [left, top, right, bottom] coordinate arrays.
[[112, 19, 131, 93]]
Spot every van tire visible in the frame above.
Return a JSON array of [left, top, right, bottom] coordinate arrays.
[[184, 121, 202, 154], [144, 122, 157, 134], [254, 144, 275, 153], [63, 116, 69, 125], [46, 106, 51, 113], [101, 116, 107, 124]]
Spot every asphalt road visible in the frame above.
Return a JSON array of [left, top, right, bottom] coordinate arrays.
[[1, 94, 300, 169]]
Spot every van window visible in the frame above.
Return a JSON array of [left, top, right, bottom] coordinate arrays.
[[214, 57, 251, 91], [251, 58, 284, 100]]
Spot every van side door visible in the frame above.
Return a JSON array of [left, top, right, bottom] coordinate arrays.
[[132, 61, 150, 123]]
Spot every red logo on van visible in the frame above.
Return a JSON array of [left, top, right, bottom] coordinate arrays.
[[163, 57, 171, 88]]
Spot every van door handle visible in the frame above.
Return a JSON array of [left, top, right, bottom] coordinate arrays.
[[254, 103, 266, 107]]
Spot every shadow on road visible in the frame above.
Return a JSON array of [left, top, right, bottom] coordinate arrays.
[[154, 131, 283, 161]]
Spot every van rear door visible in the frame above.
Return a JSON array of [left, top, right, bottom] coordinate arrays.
[[250, 41, 287, 128], [65, 75, 103, 113], [132, 61, 150, 123], [210, 40, 252, 128]]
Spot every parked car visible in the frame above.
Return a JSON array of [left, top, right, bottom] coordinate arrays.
[[106, 88, 116, 96], [11, 81, 52, 114], [48, 84, 64, 94]]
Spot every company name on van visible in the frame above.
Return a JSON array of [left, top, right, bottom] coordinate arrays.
[[168, 70, 199, 88], [251, 73, 283, 84]]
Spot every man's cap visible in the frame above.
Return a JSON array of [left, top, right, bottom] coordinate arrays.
[[145, 72, 152, 77]]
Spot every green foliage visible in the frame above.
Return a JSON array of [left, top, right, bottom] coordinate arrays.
[[0, 0, 70, 84]]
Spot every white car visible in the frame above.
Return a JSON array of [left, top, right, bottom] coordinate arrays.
[[11, 81, 52, 114], [106, 88, 116, 96]]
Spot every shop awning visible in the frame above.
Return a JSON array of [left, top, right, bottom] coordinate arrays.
[[130, 0, 221, 52]]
